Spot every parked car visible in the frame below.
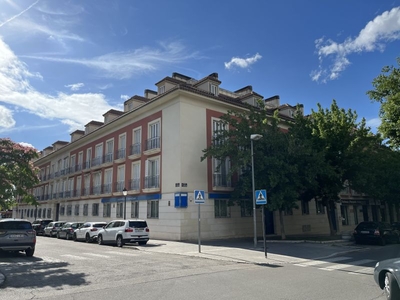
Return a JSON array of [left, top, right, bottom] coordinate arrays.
[[97, 219, 149, 247], [353, 221, 399, 245], [74, 221, 107, 243], [374, 258, 400, 300], [0, 219, 36, 257], [44, 221, 66, 237], [57, 222, 84, 240], [32, 219, 53, 236]]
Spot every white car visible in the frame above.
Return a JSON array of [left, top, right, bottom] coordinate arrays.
[[97, 219, 149, 247], [73, 221, 107, 243]]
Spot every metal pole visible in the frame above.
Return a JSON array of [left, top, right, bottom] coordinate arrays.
[[198, 203, 201, 253], [251, 139, 257, 248], [262, 205, 267, 258], [124, 196, 127, 220]]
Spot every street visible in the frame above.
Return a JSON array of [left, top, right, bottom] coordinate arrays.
[[0, 236, 393, 300]]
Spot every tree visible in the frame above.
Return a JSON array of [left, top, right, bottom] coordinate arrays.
[[367, 57, 400, 148], [201, 104, 317, 239], [0, 138, 39, 209], [296, 100, 375, 235]]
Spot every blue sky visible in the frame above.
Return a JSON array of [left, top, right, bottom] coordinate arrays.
[[1, 0, 400, 151]]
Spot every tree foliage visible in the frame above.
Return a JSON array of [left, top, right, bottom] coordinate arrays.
[[367, 57, 400, 148], [0, 138, 39, 209]]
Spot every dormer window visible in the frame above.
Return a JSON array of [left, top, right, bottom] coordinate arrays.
[[159, 85, 165, 94], [210, 84, 218, 96]]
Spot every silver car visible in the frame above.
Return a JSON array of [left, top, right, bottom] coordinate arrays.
[[0, 219, 36, 257]]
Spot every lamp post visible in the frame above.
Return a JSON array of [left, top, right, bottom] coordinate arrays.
[[122, 188, 128, 220], [251, 134, 263, 248]]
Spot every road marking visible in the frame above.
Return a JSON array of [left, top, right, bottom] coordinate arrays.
[[105, 251, 137, 256], [82, 253, 110, 258], [348, 267, 375, 275], [60, 254, 87, 260], [319, 259, 374, 271], [294, 256, 351, 267]]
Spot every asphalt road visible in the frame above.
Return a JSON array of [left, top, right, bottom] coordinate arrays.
[[0, 236, 391, 300]]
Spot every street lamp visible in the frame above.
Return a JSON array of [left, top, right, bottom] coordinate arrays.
[[251, 134, 263, 248], [122, 188, 128, 220]]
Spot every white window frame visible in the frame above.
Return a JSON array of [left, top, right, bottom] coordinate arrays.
[[118, 133, 126, 159], [147, 120, 160, 150], [131, 201, 139, 218], [116, 202, 124, 218], [131, 162, 141, 191], [105, 139, 114, 162], [92, 203, 99, 216], [132, 127, 142, 155], [103, 203, 111, 217], [147, 200, 159, 218], [144, 157, 159, 189], [210, 83, 218, 95], [104, 168, 113, 193], [117, 165, 125, 192], [159, 85, 165, 94]]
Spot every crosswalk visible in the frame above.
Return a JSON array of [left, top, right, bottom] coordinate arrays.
[[293, 256, 375, 275]]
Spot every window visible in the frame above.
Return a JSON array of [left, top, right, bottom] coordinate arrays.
[[85, 148, 92, 169], [83, 204, 88, 216], [240, 200, 252, 217], [131, 128, 141, 155], [131, 201, 139, 218], [76, 176, 81, 197], [212, 119, 226, 146], [93, 144, 103, 166], [116, 203, 124, 218], [316, 201, 325, 214], [60, 205, 65, 216], [74, 204, 80, 216], [77, 152, 83, 171], [47, 208, 51, 218], [159, 85, 165, 94], [145, 158, 159, 188], [104, 169, 113, 193], [118, 134, 126, 159], [117, 165, 125, 191], [210, 83, 218, 95], [147, 200, 159, 218], [67, 205, 72, 216], [93, 172, 101, 194], [131, 162, 140, 190], [147, 121, 160, 150], [284, 208, 293, 216], [215, 199, 230, 218], [301, 200, 310, 215], [105, 139, 114, 162], [38, 208, 42, 218], [84, 174, 90, 196], [213, 157, 231, 187], [103, 203, 111, 217], [341, 205, 349, 225], [70, 155, 75, 172], [92, 203, 99, 216]]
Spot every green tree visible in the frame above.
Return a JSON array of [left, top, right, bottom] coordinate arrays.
[[367, 57, 400, 148], [0, 138, 39, 209], [297, 100, 374, 235]]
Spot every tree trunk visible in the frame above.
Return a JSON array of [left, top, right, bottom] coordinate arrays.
[[279, 209, 286, 240], [326, 201, 337, 236]]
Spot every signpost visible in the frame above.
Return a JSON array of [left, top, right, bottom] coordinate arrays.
[[255, 189, 268, 258], [194, 190, 205, 253]]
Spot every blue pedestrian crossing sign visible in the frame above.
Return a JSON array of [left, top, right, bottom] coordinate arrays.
[[194, 190, 205, 204], [255, 190, 267, 205]]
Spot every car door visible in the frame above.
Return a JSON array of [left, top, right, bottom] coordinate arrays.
[[102, 222, 115, 242], [76, 223, 89, 239]]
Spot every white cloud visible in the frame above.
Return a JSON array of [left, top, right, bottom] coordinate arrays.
[[22, 41, 199, 79], [366, 117, 381, 131], [65, 83, 84, 91], [0, 105, 15, 128], [18, 142, 35, 149], [312, 6, 400, 83], [0, 37, 114, 132], [224, 53, 262, 70], [0, 0, 39, 28], [120, 94, 130, 100]]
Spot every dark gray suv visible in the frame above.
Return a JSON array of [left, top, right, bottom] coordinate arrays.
[[0, 219, 36, 257]]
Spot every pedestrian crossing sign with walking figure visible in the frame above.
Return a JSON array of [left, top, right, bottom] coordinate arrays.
[[194, 190, 205, 204], [255, 189, 267, 205]]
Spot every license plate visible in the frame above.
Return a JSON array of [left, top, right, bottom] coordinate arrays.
[[360, 231, 369, 234], [9, 234, 24, 238], [135, 229, 143, 232]]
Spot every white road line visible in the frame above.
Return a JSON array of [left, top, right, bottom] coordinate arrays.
[[60, 254, 87, 260], [82, 253, 110, 258], [105, 251, 137, 256], [294, 256, 351, 267], [319, 259, 375, 271], [348, 267, 375, 275]]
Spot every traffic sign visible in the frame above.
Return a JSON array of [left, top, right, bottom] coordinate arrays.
[[194, 190, 205, 204], [255, 189, 267, 205]]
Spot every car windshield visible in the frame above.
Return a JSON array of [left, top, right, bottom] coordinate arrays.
[[0, 221, 32, 230], [93, 223, 105, 228], [129, 221, 147, 228], [356, 222, 378, 230]]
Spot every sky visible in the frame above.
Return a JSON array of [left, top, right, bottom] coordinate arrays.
[[0, 0, 400, 151]]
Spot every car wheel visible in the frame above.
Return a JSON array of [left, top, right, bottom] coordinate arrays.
[[138, 241, 147, 246], [116, 235, 123, 247], [25, 248, 35, 257], [85, 233, 91, 243], [384, 272, 400, 300], [98, 235, 103, 245]]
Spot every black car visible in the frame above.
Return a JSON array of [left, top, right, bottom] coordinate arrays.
[[57, 222, 84, 240], [353, 221, 399, 245], [374, 258, 400, 300], [32, 219, 53, 236]]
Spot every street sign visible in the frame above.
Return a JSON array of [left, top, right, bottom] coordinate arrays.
[[194, 190, 205, 204], [255, 189, 267, 205]]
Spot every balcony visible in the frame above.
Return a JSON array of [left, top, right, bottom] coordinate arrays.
[[116, 148, 126, 160], [115, 181, 125, 192], [102, 183, 112, 194], [104, 153, 113, 163], [130, 143, 141, 156], [144, 175, 159, 189], [130, 179, 140, 191], [83, 187, 90, 196], [83, 161, 91, 170], [92, 185, 102, 195], [92, 156, 102, 167], [145, 137, 160, 151]]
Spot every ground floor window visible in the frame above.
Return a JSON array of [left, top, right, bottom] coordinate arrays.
[[147, 200, 159, 218], [341, 205, 349, 225], [103, 203, 111, 217], [92, 203, 99, 216], [116, 203, 123, 218], [38, 208, 42, 218], [131, 201, 139, 218], [47, 208, 51, 218], [74, 204, 80, 216], [301, 200, 310, 215], [83, 204, 88, 216], [215, 199, 230, 218], [316, 201, 325, 214], [60, 205, 65, 216], [67, 205, 72, 216], [240, 200, 252, 217]]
